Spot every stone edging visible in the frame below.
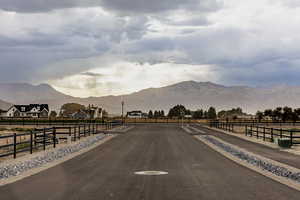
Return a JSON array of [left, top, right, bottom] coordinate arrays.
[[0, 134, 116, 186], [195, 135, 300, 191]]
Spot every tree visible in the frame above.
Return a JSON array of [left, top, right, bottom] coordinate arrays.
[[160, 110, 165, 118], [49, 111, 57, 118], [148, 110, 153, 118], [102, 109, 108, 118], [60, 103, 85, 117], [291, 111, 299, 122], [154, 110, 159, 118], [168, 105, 187, 118], [294, 108, 300, 120], [282, 106, 293, 122], [193, 109, 204, 119], [203, 111, 208, 119], [207, 107, 217, 119], [217, 107, 245, 119], [273, 107, 282, 121], [256, 111, 263, 122], [264, 109, 273, 121]]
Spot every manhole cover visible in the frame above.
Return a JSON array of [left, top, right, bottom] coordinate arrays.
[[134, 171, 168, 176]]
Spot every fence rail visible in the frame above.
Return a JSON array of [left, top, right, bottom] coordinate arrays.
[[209, 121, 300, 146], [244, 125, 300, 146], [209, 121, 234, 132], [0, 122, 121, 159]]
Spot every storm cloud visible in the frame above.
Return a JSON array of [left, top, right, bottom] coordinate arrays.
[[0, 0, 222, 13], [0, 0, 299, 96]]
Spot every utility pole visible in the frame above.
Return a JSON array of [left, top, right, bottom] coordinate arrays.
[[121, 101, 124, 124]]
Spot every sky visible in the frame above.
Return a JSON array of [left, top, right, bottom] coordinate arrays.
[[0, 0, 300, 97]]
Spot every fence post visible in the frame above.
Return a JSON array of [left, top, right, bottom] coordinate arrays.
[[13, 133, 17, 159], [250, 125, 253, 137], [30, 131, 33, 154], [53, 127, 56, 148], [263, 127, 266, 141], [271, 128, 274, 142], [74, 127, 76, 141], [84, 124, 86, 137], [245, 125, 247, 136], [290, 130, 293, 146], [256, 126, 259, 139], [43, 128, 46, 151], [78, 126, 81, 140]]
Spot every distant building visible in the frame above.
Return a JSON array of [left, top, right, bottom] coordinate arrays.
[[127, 111, 143, 118], [0, 109, 7, 117], [236, 114, 255, 120], [6, 104, 49, 118], [87, 105, 103, 119], [184, 115, 192, 119], [71, 105, 103, 120], [71, 110, 90, 120]]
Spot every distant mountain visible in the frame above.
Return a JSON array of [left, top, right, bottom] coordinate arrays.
[[0, 83, 74, 110], [1, 81, 300, 114], [0, 99, 12, 110]]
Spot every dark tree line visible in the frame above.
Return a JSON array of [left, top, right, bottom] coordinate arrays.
[[256, 107, 300, 122], [148, 110, 165, 118], [217, 107, 244, 120], [167, 105, 217, 119]]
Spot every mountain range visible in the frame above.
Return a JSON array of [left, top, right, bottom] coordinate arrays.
[[0, 81, 300, 114], [0, 99, 12, 110]]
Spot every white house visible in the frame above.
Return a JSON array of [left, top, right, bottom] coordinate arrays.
[[127, 111, 143, 118], [6, 104, 49, 118], [88, 105, 103, 119]]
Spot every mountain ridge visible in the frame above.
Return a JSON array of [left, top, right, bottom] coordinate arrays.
[[0, 81, 300, 114]]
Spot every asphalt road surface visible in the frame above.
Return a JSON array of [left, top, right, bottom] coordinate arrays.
[[192, 124, 300, 169], [1, 124, 300, 200]]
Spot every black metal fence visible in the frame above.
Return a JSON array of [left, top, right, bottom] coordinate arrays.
[[245, 125, 300, 146], [0, 123, 121, 159], [209, 121, 300, 146], [209, 121, 234, 132], [0, 118, 116, 126]]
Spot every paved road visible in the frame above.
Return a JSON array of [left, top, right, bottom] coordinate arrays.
[[192, 124, 300, 168], [1, 125, 300, 200]]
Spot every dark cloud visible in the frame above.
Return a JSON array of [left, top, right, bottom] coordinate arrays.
[[81, 72, 105, 77], [100, 0, 222, 14], [0, 0, 99, 13], [0, 0, 222, 14]]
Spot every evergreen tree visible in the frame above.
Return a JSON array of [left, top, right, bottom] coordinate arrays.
[[207, 107, 217, 119], [168, 105, 186, 118], [154, 110, 159, 118], [148, 110, 153, 118], [161, 110, 165, 117], [193, 109, 203, 119]]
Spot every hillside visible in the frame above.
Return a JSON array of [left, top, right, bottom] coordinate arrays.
[[1, 81, 300, 114], [0, 99, 12, 110]]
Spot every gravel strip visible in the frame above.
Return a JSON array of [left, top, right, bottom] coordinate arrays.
[[200, 135, 300, 183], [0, 134, 106, 180]]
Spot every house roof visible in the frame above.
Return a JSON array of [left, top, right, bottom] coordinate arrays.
[[127, 111, 142, 114], [12, 104, 49, 113]]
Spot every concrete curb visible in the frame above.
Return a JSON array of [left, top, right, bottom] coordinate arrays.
[[195, 135, 300, 192]]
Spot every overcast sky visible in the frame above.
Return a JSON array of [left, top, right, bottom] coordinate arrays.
[[0, 0, 299, 97]]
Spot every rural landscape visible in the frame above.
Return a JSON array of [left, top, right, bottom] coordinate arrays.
[[2, 0, 300, 200]]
